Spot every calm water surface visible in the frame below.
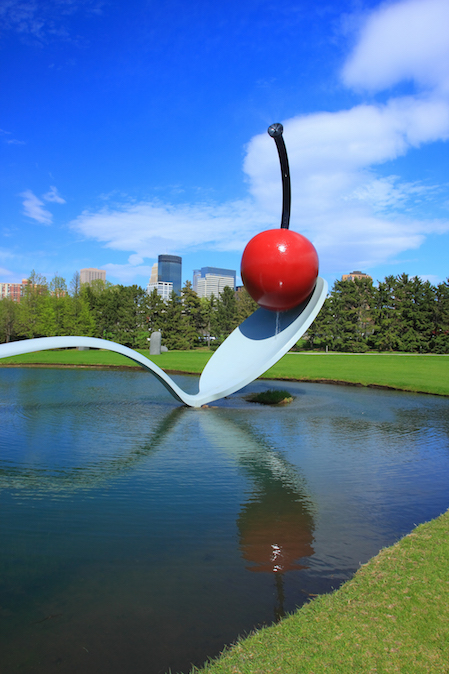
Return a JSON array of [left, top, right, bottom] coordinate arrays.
[[1, 367, 448, 673]]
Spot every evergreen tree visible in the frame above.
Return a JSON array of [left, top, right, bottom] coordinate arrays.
[[63, 296, 95, 336], [215, 286, 238, 340], [305, 294, 333, 350], [124, 285, 151, 348], [181, 281, 203, 348], [163, 291, 190, 350], [374, 274, 435, 353], [147, 289, 166, 335], [394, 274, 421, 352], [401, 276, 435, 352], [432, 279, 449, 353], [371, 276, 399, 351], [199, 295, 217, 347], [327, 278, 374, 352], [81, 280, 117, 340]]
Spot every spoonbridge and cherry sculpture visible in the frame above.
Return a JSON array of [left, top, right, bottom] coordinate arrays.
[[0, 125, 327, 408]]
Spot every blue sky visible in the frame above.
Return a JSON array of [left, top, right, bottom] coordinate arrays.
[[1, 0, 448, 291]]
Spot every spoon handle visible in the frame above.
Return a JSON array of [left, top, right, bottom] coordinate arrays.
[[268, 123, 291, 230]]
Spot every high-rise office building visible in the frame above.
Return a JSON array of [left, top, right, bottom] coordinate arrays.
[[80, 268, 106, 285], [146, 256, 181, 299], [158, 255, 182, 295], [193, 267, 236, 299]]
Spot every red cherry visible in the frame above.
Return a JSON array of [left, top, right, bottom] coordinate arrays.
[[241, 229, 319, 312]]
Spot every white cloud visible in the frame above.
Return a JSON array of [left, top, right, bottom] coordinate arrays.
[[345, 176, 441, 212], [43, 185, 66, 204], [20, 190, 52, 225], [342, 0, 449, 93], [19, 185, 66, 224], [245, 96, 449, 206], [0, 127, 24, 145], [6, 138, 25, 145], [70, 0, 449, 280], [70, 199, 273, 260], [128, 254, 144, 266]]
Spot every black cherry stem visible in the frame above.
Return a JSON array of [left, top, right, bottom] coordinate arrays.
[[267, 123, 291, 230]]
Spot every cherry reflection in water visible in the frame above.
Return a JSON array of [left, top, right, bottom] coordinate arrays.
[[198, 411, 315, 622]]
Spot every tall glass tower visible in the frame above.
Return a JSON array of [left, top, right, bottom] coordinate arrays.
[[158, 255, 182, 295]]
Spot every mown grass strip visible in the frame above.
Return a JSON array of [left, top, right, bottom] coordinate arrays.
[[263, 353, 449, 396], [1, 350, 448, 396], [0, 349, 212, 372], [0, 349, 136, 368], [195, 509, 449, 674]]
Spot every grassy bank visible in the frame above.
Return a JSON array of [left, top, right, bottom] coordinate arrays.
[[1, 349, 449, 396], [0, 347, 212, 372], [195, 509, 449, 674], [264, 353, 449, 396]]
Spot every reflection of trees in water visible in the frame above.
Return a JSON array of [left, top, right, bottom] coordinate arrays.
[[0, 406, 185, 492], [197, 411, 316, 621]]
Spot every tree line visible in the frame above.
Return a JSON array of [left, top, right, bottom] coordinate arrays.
[[1, 271, 447, 353], [307, 273, 449, 353], [0, 270, 258, 350]]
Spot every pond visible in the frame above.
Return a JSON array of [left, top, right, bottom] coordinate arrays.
[[1, 367, 448, 674]]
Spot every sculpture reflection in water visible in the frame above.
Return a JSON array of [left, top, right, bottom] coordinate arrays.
[[1, 397, 315, 626], [0, 405, 186, 492], [198, 411, 315, 622]]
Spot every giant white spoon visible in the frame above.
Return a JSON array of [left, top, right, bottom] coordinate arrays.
[[0, 276, 326, 408]]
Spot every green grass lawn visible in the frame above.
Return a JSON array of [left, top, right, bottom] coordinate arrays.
[[195, 509, 449, 674], [265, 353, 449, 396], [1, 348, 448, 396]]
